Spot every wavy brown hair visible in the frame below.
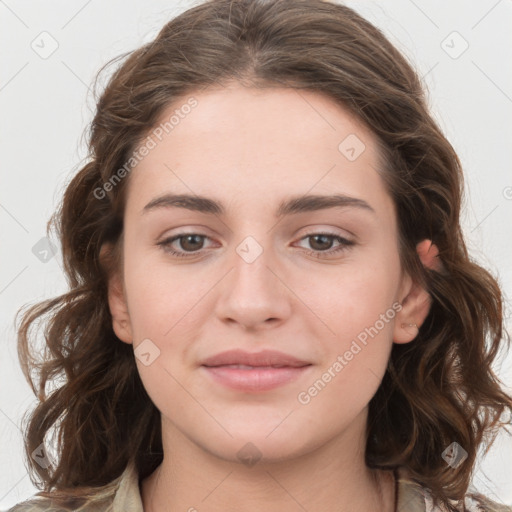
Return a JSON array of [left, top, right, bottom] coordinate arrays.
[[16, 0, 512, 510]]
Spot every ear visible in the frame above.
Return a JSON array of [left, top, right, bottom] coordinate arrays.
[[393, 239, 441, 344], [100, 243, 133, 345]]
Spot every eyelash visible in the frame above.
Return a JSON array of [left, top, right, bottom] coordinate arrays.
[[157, 231, 355, 260]]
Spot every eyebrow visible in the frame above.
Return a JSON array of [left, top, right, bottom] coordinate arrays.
[[142, 193, 375, 217]]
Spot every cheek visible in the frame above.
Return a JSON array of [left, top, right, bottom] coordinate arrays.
[[307, 253, 401, 402], [122, 245, 207, 339], [297, 269, 399, 419], [121, 252, 206, 412], [322, 252, 400, 334]]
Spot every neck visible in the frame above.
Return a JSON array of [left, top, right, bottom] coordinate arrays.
[[141, 411, 395, 512]]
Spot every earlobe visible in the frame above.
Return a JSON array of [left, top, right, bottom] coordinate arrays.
[[393, 239, 440, 344], [393, 288, 431, 344], [100, 244, 133, 345], [107, 273, 133, 344]]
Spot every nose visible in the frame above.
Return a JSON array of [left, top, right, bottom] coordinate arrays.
[[213, 236, 292, 331]]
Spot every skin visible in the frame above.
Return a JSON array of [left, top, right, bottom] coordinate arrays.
[[106, 82, 437, 511]]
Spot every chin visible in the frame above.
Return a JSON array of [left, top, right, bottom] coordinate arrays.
[[202, 433, 311, 467], [189, 415, 318, 465]]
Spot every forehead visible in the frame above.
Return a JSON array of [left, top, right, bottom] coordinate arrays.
[[125, 83, 393, 219], [153, 83, 373, 149]]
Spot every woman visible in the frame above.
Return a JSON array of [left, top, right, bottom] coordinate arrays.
[[10, 0, 512, 510]]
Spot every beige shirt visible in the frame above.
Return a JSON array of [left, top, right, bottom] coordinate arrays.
[[7, 461, 512, 511]]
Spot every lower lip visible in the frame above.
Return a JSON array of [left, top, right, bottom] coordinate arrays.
[[201, 365, 311, 392]]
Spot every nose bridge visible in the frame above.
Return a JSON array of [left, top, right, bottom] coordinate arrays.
[[214, 232, 291, 328], [231, 233, 278, 298]]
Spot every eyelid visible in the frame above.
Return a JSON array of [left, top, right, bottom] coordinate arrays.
[[298, 225, 354, 240], [157, 225, 353, 246]]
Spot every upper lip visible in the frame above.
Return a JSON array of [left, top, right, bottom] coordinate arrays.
[[201, 349, 311, 368]]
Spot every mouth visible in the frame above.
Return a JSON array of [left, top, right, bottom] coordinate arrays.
[[200, 349, 312, 392]]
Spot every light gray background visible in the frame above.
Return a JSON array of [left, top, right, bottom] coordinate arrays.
[[1, 0, 511, 509]]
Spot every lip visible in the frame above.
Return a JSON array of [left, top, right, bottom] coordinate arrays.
[[201, 349, 311, 368], [201, 349, 312, 392]]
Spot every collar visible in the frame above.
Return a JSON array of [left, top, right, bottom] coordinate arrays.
[[111, 461, 429, 512]]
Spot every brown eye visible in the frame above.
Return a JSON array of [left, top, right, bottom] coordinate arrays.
[[177, 234, 205, 252], [308, 234, 336, 251], [157, 233, 211, 258], [157, 231, 355, 260], [296, 232, 355, 259]]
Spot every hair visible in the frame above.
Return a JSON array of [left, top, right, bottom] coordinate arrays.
[[15, 0, 512, 510]]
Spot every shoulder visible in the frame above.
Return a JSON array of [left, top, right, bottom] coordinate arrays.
[[424, 487, 512, 512], [6, 494, 114, 512], [6, 461, 140, 512], [396, 468, 512, 512], [460, 493, 512, 512]]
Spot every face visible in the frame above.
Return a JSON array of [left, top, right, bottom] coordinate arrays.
[[107, 82, 431, 464]]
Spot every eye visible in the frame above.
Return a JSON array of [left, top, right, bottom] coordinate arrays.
[[157, 233, 212, 258], [157, 231, 355, 259], [295, 232, 355, 259]]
